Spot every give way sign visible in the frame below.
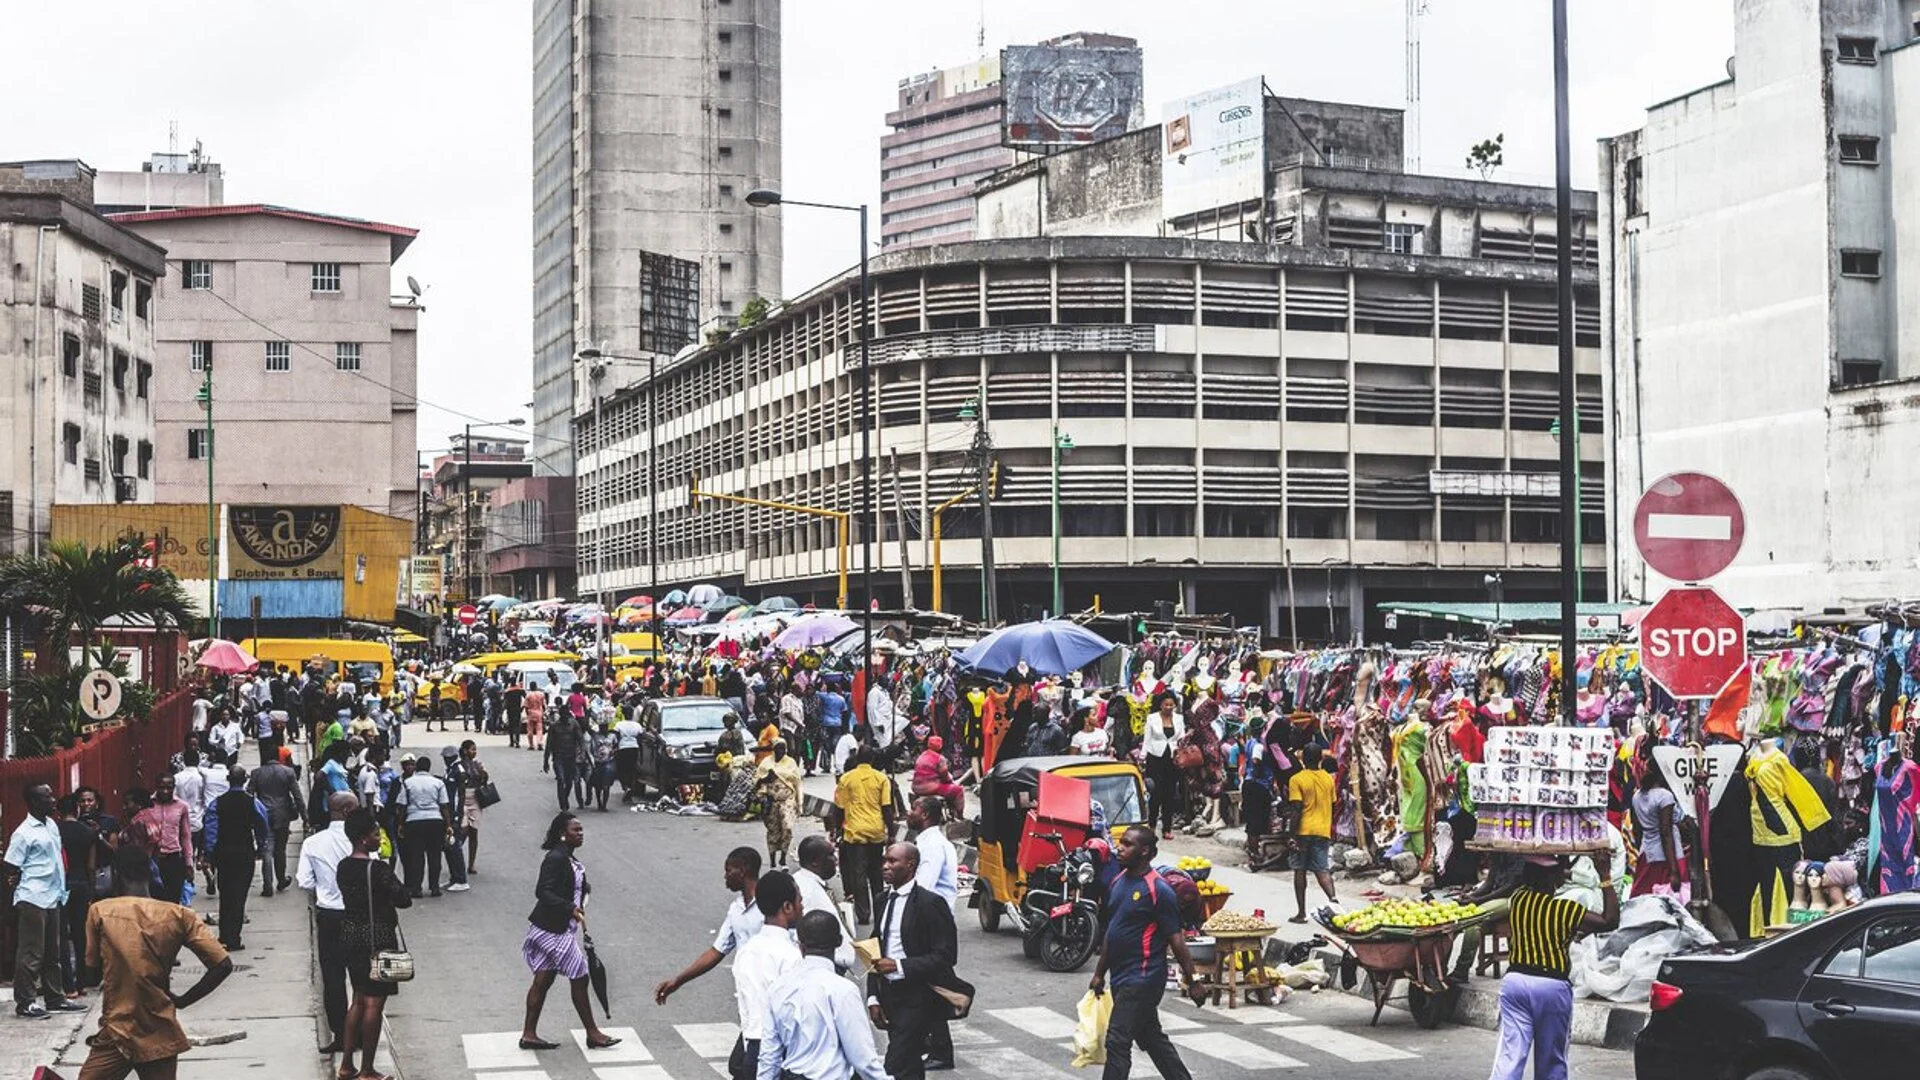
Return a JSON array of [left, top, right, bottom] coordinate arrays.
[[1639, 586, 1746, 700], [1650, 744, 1747, 817]]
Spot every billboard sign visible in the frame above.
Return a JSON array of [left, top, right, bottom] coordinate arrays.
[[408, 555, 444, 610], [1002, 44, 1144, 148], [51, 504, 213, 577], [228, 505, 343, 580], [1161, 77, 1267, 221]]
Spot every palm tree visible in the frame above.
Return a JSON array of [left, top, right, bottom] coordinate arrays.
[[0, 539, 194, 753]]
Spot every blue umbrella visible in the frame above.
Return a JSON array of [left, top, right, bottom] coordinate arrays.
[[958, 620, 1115, 678]]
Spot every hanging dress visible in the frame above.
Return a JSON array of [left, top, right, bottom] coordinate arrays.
[[1874, 760, 1920, 894], [1392, 716, 1431, 857]]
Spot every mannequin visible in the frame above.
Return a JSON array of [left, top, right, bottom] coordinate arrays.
[[1873, 738, 1920, 894], [1743, 740, 1833, 935]]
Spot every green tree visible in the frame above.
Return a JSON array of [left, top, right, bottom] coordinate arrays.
[[0, 540, 193, 753], [1466, 134, 1505, 180]]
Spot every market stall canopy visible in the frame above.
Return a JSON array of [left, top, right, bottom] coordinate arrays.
[[660, 589, 689, 609], [664, 604, 708, 624], [194, 638, 259, 675], [754, 596, 802, 615], [686, 583, 724, 607], [959, 619, 1115, 678], [619, 595, 654, 609], [703, 594, 749, 613], [774, 612, 859, 650]]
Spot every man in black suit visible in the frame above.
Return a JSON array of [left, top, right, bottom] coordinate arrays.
[[865, 841, 969, 1080]]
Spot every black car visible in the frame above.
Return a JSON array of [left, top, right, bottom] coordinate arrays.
[[1635, 893, 1920, 1080], [634, 696, 740, 796]]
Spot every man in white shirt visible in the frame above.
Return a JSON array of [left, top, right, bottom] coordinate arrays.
[[208, 711, 244, 763], [399, 755, 452, 897], [791, 836, 858, 972], [190, 693, 213, 735], [297, 791, 358, 1053], [866, 684, 897, 749], [655, 847, 767, 1007], [197, 754, 231, 903], [910, 798, 958, 909], [613, 712, 645, 803], [833, 728, 862, 777], [758, 911, 891, 1080], [729, 872, 802, 1080]]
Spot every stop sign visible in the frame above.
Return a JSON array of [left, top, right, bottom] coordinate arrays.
[[1633, 472, 1746, 583], [455, 604, 479, 627], [1639, 586, 1746, 700]]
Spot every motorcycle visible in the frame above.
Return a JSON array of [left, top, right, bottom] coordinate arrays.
[[1012, 833, 1103, 973]]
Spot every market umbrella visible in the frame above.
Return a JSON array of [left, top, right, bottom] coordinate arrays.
[[753, 595, 801, 615], [619, 594, 655, 610], [958, 619, 1116, 678], [618, 609, 653, 627], [686, 583, 724, 607], [482, 595, 522, 612], [195, 639, 259, 675], [665, 604, 708, 624], [773, 612, 859, 650], [721, 604, 753, 622], [660, 588, 689, 609]]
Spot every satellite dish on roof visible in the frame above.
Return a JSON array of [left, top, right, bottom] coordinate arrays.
[[406, 276, 423, 298]]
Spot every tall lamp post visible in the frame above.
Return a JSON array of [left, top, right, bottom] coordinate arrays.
[[744, 188, 874, 688], [1551, 0, 1580, 725], [1050, 423, 1074, 618], [197, 352, 217, 635], [462, 417, 526, 604], [575, 348, 660, 653]]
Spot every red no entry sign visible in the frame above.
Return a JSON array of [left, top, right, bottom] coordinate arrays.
[[1633, 472, 1746, 583], [456, 604, 479, 627], [1639, 586, 1746, 700]]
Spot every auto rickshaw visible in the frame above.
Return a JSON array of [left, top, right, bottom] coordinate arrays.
[[970, 755, 1146, 934]]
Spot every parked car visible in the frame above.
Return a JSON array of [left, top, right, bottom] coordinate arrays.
[[634, 696, 739, 797], [1634, 893, 1920, 1080]]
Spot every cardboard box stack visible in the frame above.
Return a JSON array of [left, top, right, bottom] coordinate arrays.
[[1466, 726, 1614, 851]]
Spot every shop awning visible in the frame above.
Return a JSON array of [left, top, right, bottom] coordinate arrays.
[[1376, 600, 1638, 636]]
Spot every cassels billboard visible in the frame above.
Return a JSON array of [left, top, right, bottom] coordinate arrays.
[[228, 505, 343, 580], [1001, 44, 1144, 149], [1161, 77, 1268, 221]]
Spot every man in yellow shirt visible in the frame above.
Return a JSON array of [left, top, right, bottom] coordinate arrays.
[[827, 748, 896, 926], [1287, 746, 1338, 923]]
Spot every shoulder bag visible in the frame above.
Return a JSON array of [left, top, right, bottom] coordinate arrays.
[[366, 860, 415, 983]]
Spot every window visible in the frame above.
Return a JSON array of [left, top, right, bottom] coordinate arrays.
[[1841, 358, 1884, 386], [137, 439, 152, 480], [718, 144, 734, 158], [62, 333, 80, 378], [719, 183, 735, 197], [1384, 222, 1424, 255], [1838, 36, 1878, 63], [184, 260, 212, 289], [718, 68, 733, 82], [1840, 136, 1880, 164], [335, 342, 362, 371], [719, 260, 733, 273], [265, 341, 291, 372], [111, 350, 128, 391], [62, 423, 80, 465], [111, 435, 128, 475], [311, 263, 342, 292], [187, 428, 213, 460], [84, 458, 101, 483], [136, 361, 152, 399], [109, 271, 127, 321], [82, 284, 102, 322], [719, 222, 734, 234], [189, 340, 211, 372], [1842, 250, 1883, 278], [135, 280, 152, 320], [717, 106, 732, 120], [1863, 919, 1920, 985], [717, 30, 732, 44]]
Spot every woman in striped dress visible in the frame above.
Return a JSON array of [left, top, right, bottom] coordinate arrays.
[[517, 813, 621, 1052]]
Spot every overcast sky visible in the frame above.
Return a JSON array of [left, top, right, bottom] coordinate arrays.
[[4, 1, 1734, 458]]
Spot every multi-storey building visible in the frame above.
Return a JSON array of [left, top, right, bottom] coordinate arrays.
[[423, 435, 533, 602], [94, 145, 224, 214], [0, 161, 169, 553], [575, 93, 1608, 639], [107, 204, 421, 517], [1602, 0, 1920, 610], [532, 0, 781, 476], [881, 32, 1140, 251]]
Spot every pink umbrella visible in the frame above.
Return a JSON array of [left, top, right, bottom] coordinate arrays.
[[195, 639, 259, 675]]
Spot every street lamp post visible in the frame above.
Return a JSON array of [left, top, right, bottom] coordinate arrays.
[[745, 189, 874, 687], [576, 349, 662, 653], [462, 417, 526, 604], [1050, 423, 1074, 617], [198, 355, 216, 635], [1551, 0, 1580, 725]]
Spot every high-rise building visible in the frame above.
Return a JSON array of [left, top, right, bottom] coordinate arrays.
[[531, 0, 781, 477], [1602, 0, 1920, 610], [880, 31, 1138, 250]]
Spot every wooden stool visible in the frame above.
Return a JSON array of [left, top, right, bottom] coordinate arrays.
[[1200, 933, 1277, 1009], [1476, 917, 1511, 978]]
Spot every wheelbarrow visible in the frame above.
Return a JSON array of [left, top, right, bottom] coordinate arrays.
[[1316, 916, 1471, 1029]]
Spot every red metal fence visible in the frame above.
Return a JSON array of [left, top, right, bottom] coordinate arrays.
[[0, 684, 193, 835]]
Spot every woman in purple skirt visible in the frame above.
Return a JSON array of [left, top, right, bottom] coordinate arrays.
[[517, 812, 622, 1052]]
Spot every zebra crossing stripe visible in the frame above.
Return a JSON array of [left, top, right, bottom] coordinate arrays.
[[962, 1045, 1080, 1079], [673, 1022, 740, 1059], [571, 1027, 651, 1063], [985, 1006, 1079, 1040], [1266, 1023, 1416, 1062], [462, 1032, 540, 1069], [1202, 1003, 1304, 1024], [1170, 1031, 1307, 1069], [464, 1072, 547, 1080], [589, 1068, 673, 1080]]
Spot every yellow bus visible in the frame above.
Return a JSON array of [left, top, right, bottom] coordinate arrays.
[[463, 649, 582, 675], [241, 638, 395, 696]]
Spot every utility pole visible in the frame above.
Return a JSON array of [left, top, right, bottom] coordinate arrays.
[[889, 450, 914, 610], [965, 398, 999, 625], [199, 354, 217, 636], [1552, 0, 1579, 726]]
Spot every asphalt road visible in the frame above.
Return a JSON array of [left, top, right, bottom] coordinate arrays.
[[383, 731, 1635, 1080]]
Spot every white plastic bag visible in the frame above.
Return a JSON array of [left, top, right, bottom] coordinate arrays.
[[1071, 990, 1112, 1068], [1274, 957, 1330, 990]]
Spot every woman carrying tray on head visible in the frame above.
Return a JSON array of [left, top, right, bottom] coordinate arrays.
[[1486, 854, 1618, 1080]]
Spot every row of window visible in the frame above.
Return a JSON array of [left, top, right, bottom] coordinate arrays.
[[182, 260, 344, 293], [60, 334, 152, 398], [187, 340, 362, 372], [60, 424, 152, 480]]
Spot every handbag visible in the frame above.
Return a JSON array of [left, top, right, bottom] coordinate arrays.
[[365, 860, 415, 983], [1173, 744, 1204, 771], [475, 781, 502, 809]]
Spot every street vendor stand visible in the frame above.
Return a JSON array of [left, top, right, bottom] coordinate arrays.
[[1191, 910, 1280, 1008]]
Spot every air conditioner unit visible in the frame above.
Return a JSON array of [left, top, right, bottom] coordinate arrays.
[[113, 475, 137, 503]]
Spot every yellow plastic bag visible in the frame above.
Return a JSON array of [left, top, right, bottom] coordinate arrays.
[[1070, 989, 1112, 1068]]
